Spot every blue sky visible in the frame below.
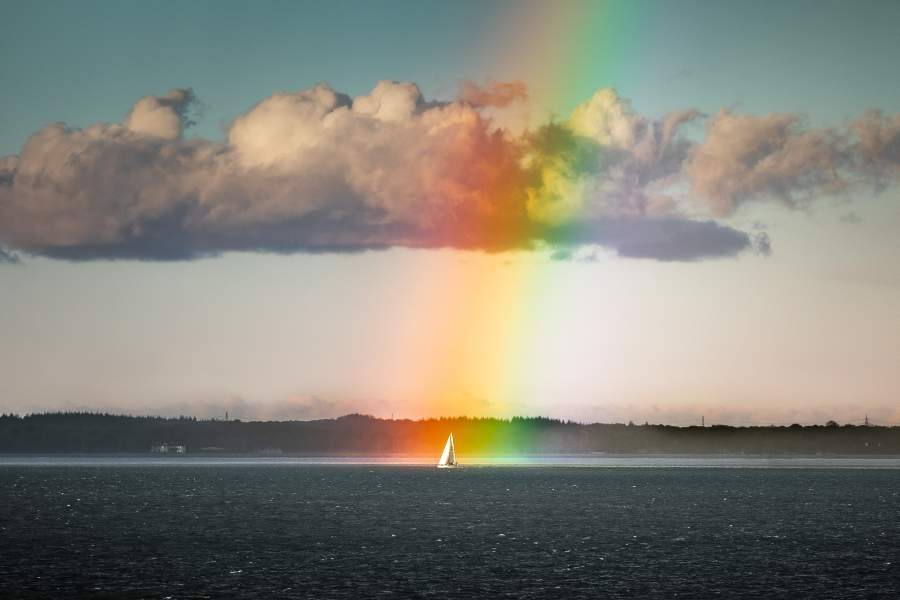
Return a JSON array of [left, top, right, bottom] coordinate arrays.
[[3, 0, 900, 157], [1, 0, 899, 423]]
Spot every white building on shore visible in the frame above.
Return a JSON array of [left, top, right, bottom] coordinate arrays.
[[150, 443, 187, 454]]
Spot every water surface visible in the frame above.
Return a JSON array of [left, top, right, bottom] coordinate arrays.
[[1, 462, 898, 598]]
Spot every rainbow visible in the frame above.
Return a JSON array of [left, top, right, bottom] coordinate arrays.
[[386, 2, 639, 424]]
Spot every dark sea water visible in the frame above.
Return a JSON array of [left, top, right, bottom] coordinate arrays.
[[1, 462, 898, 599]]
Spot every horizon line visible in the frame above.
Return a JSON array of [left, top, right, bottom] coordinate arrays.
[[4, 411, 897, 429]]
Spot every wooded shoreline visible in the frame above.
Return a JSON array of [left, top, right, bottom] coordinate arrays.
[[2, 412, 898, 455]]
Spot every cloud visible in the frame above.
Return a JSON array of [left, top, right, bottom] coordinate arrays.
[[0, 155, 18, 264], [0, 117, 221, 259], [458, 79, 527, 108], [126, 88, 196, 140], [521, 92, 700, 224], [552, 216, 760, 261], [6, 80, 891, 263], [685, 110, 847, 215], [548, 216, 758, 262], [753, 231, 772, 257], [0, 155, 16, 185], [850, 109, 900, 185]]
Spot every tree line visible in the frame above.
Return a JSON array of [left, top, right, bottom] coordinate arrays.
[[0, 412, 898, 455]]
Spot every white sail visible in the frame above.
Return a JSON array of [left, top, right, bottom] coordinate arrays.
[[437, 433, 457, 468]]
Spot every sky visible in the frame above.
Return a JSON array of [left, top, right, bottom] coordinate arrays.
[[1, 0, 899, 424]]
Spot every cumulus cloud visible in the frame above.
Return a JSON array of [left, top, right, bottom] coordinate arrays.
[[686, 110, 847, 215], [125, 88, 196, 140], [522, 91, 700, 225], [851, 109, 900, 185], [0, 155, 16, 185], [5, 80, 891, 263]]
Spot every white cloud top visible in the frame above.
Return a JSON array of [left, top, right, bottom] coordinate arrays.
[[1, 80, 894, 262]]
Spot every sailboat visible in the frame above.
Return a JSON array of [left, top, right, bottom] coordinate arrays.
[[437, 433, 459, 468]]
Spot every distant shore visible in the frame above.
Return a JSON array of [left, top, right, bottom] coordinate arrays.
[[3, 451, 900, 458], [2, 412, 898, 456]]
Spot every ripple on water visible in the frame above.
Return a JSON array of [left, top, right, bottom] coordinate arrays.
[[0, 466, 898, 598]]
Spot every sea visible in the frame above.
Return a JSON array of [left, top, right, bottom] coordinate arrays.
[[1, 456, 898, 598]]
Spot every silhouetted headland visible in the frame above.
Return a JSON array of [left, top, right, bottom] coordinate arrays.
[[1, 412, 898, 455]]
